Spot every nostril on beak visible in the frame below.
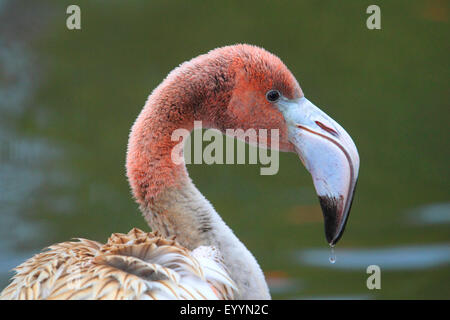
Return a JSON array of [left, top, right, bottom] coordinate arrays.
[[315, 121, 339, 137]]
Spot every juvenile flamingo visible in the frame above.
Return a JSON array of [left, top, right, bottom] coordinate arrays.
[[0, 44, 359, 300]]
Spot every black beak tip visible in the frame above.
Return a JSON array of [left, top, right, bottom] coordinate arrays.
[[318, 196, 346, 246]]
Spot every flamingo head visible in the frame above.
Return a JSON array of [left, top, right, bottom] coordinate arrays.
[[219, 45, 360, 245]]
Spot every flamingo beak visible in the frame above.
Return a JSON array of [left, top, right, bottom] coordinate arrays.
[[278, 97, 360, 245]]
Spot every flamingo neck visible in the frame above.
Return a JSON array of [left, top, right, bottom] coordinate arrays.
[[126, 56, 271, 299]]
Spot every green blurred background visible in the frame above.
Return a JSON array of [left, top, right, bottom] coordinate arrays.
[[0, 0, 448, 299]]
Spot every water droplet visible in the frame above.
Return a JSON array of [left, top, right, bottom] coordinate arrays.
[[329, 245, 336, 264]]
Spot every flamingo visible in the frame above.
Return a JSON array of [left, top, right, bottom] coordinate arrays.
[[0, 44, 359, 300]]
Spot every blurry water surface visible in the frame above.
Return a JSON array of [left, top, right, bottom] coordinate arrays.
[[0, 0, 448, 299]]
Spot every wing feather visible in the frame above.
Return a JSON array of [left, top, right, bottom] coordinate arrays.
[[0, 228, 237, 300]]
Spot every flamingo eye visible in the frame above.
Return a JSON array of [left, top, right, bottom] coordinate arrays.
[[266, 90, 280, 102]]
